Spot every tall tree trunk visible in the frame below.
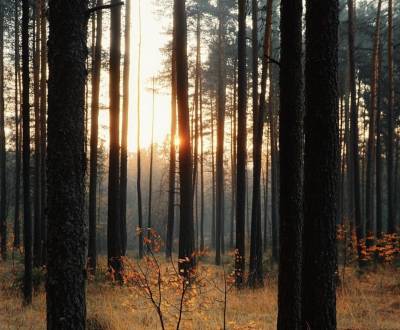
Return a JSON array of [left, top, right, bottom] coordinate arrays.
[[249, 0, 273, 288], [14, 0, 21, 250], [148, 78, 155, 241], [215, 0, 226, 266], [88, 0, 103, 273], [22, 0, 32, 304], [277, 0, 302, 327], [137, 0, 144, 259], [263, 126, 269, 253], [387, 0, 396, 234], [107, 0, 122, 275], [176, 0, 194, 274], [235, 0, 247, 287], [347, 0, 363, 266], [0, 0, 6, 261], [33, 0, 42, 268], [230, 60, 237, 250], [40, 0, 47, 265], [302, 0, 339, 328], [120, 0, 130, 256], [166, 4, 177, 258], [365, 0, 382, 250], [47, 0, 88, 325], [211, 97, 216, 249], [376, 46, 383, 239], [199, 61, 204, 252]]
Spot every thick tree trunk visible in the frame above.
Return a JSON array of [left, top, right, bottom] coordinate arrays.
[[211, 98, 216, 249], [120, 0, 130, 256], [22, 0, 32, 304], [40, 0, 47, 265], [235, 0, 247, 288], [166, 5, 177, 258], [47, 0, 88, 325], [88, 0, 103, 273], [302, 0, 339, 328], [376, 46, 383, 239], [0, 0, 6, 261], [176, 0, 195, 274], [107, 0, 122, 275], [277, 0, 303, 327]]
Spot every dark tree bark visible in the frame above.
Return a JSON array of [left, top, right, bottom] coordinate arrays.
[[33, 0, 42, 268], [40, 0, 47, 265], [347, 0, 363, 266], [211, 98, 216, 249], [166, 3, 177, 258], [107, 0, 122, 275], [277, 0, 303, 328], [120, 0, 130, 256], [365, 0, 382, 249], [230, 59, 237, 250], [387, 0, 396, 234], [199, 68, 204, 252], [47, 0, 88, 326], [0, 0, 6, 261], [13, 0, 21, 250], [175, 0, 195, 274], [249, 0, 273, 288], [22, 0, 32, 304], [88, 0, 103, 273], [302, 0, 339, 329], [376, 46, 383, 239], [235, 0, 247, 288], [147, 78, 155, 240], [215, 0, 226, 265]]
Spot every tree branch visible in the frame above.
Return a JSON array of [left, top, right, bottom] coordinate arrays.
[[87, 1, 124, 16]]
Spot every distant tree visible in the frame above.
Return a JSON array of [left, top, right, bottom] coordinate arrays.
[[108, 0, 123, 275], [235, 0, 247, 288], [88, 0, 103, 273], [13, 0, 21, 250], [302, 0, 339, 328], [120, 0, 130, 256], [22, 0, 32, 304], [47, 0, 88, 326], [277, 0, 303, 327]]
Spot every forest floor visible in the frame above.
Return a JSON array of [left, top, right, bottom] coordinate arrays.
[[1, 255, 400, 330]]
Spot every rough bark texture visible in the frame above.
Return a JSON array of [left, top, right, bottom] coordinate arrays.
[[120, 0, 130, 256], [40, 0, 47, 265], [235, 0, 247, 288], [22, 0, 32, 305], [47, 0, 88, 326], [0, 0, 6, 261], [277, 0, 303, 328], [302, 0, 339, 329], [88, 0, 103, 273], [176, 0, 195, 274]]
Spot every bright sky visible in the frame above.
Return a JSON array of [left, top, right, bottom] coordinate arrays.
[[99, 0, 171, 152]]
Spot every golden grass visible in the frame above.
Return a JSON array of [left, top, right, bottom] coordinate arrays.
[[1, 258, 399, 330]]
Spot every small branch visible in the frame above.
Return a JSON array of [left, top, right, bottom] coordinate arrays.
[[86, 1, 124, 16], [266, 55, 281, 67]]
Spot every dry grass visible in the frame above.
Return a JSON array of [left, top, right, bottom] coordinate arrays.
[[1, 257, 399, 330]]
